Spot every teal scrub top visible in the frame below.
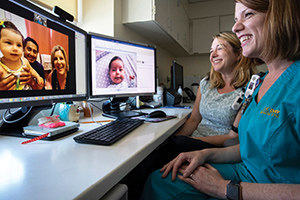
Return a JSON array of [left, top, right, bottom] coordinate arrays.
[[239, 60, 300, 184]]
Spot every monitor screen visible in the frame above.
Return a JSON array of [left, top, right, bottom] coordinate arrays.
[[0, 0, 88, 109], [171, 61, 183, 91], [88, 33, 156, 99]]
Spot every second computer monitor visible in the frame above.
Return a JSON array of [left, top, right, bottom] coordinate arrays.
[[88, 33, 156, 99], [171, 61, 184, 91]]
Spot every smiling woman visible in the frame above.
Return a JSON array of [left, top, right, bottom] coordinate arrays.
[[45, 45, 69, 90], [124, 31, 259, 200], [140, 0, 300, 199]]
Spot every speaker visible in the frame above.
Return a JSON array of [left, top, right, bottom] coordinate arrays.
[[53, 6, 74, 22], [164, 89, 182, 106]]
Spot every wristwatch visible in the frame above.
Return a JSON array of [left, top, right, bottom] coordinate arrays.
[[226, 180, 241, 200]]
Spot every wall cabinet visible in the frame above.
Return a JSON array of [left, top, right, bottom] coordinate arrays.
[[192, 14, 234, 54], [123, 0, 190, 57], [192, 17, 219, 54], [123, 0, 234, 56]]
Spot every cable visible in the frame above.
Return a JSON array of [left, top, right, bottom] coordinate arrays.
[[85, 102, 103, 126], [90, 102, 102, 112], [2, 106, 33, 124], [50, 103, 57, 116]]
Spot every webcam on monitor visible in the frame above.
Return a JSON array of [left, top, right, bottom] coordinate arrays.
[[53, 6, 74, 22]]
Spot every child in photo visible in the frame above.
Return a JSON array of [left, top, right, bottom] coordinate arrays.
[[0, 20, 44, 90], [107, 56, 134, 88]]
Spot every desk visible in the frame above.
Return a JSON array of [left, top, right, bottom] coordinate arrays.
[[0, 107, 191, 200]]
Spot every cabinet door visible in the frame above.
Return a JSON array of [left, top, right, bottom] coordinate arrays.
[[155, 0, 169, 31], [220, 15, 235, 32], [168, 0, 189, 52], [192, 17, 219, 54]]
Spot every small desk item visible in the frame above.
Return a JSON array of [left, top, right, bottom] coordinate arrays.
[[22, 133, 50, 144], [73, 118, 144, 145], [80, 120, 114, 124], [23, 121, 79, 140], [144, 101, 162, 108]]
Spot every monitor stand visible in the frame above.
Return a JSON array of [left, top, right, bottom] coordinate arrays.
[[102, 97, 147, 119], [103, 110, 147, 119]]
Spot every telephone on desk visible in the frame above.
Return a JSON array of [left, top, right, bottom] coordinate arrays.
[[184, 87, 196, 100]]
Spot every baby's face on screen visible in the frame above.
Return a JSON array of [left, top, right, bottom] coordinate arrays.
[[109, 59, 125, 84]]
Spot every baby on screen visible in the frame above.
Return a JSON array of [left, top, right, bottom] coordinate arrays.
[[107, 56, 134, 88]]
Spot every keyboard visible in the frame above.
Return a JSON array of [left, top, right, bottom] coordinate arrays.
[[73, 118, 144, 145]]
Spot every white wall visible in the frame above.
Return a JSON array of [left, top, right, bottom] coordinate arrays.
[[177, 54, 210, 77], [79, 0, 114, 37]]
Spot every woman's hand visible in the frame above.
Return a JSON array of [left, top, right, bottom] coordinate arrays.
[[160, 150, 208, 181], [178, 163, 228, 199], [0, 71, 16, 90]]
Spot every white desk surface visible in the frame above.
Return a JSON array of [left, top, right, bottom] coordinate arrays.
[[0, 107, 191, 200]]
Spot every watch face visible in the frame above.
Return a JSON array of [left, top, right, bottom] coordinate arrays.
[[227, 184, 240, 200]]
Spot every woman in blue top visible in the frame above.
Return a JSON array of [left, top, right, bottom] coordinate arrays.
[[125, 32, 258, 200], [141, 0, 300, 199]]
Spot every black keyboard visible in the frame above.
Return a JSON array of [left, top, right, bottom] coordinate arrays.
[[73, 118, 144, 145]]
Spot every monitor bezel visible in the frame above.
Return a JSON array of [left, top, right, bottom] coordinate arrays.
[[0, 0, 89, 109], [87, 32, 157, 99], [171, 60, 184, 91]]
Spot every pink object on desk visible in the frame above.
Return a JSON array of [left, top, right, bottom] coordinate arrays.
[[21, 133, 49, 144]]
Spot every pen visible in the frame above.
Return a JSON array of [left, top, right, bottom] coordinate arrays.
[[21, 133, 49, 144], [81, 120, 113, 124]]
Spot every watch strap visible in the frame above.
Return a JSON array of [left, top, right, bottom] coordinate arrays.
[[226, 180, 241, 200], [230, 180, 240, 185], [231, 125, 238, 134]]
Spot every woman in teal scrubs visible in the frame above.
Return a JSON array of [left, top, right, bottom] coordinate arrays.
[[141, 0, 300, 199]]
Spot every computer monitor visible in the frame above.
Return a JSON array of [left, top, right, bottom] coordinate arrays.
[[0, 0, 88, 135], [88, 32, 156, 118], [171, 60, 183, 91]]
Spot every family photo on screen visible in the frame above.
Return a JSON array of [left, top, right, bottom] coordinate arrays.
[[0, 8, 70, 91]]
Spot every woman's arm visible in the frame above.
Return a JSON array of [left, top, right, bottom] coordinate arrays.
[[178, 164, 300, 200], [175, 86, 202, 136], [196, 110, 242, 146], [238, 182, 300, 200], [161, 144, 241, 181]]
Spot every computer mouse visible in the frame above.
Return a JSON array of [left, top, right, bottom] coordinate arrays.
[[148, 110, 167, 118]]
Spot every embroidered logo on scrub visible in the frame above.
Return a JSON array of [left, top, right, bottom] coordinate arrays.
[[261, 107, 280, 118]]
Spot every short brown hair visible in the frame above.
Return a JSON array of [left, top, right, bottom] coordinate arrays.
[[235, 0, 300, 62]]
